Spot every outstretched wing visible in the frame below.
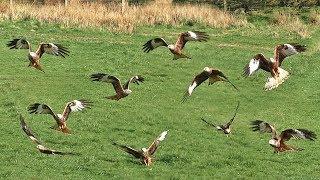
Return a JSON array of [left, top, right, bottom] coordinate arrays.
[[186, 70, 210, 96], [36, 144, 77, 155], [251, 120, 277, 137], [201, 117, 216, 128], [36, 43, 69, 58], [147, 130, 168, 155], [175, 31, 209, 51], [278, 43, 306, 66], [20, 115, 42, 145], [91, 73, 124, 96], [142, 38, 168, 53], [123, 76, 145, 90], [61, 99, 92, 122], [280, 129, 316, 142], [7, 38, 30, 49], [214, 70, 239, 91], [28, 103, 55, 115], [243, 54, 270, 77], [226, 101, 240, 126], [28, 103, 62, 126], [112, 142, 143, 159]]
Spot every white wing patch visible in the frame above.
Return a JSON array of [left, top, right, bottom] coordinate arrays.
[[187, 31, 198, 40], [70, 100, 85, 112], [101, 75, 112, 82], [151, 38, 166, 48], [29, 52, 37, 58], [284, 44, 298, 56], [44, 43, 59, 55], [36, 105, 44, 114], [248, 59, 260, 75], [157, 131, 168, 141], [188, 81, 197, 96], [294, 129, 305, 139]]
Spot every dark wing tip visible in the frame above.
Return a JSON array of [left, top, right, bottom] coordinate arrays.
[[137, 76, 144, 82], [243, 64, 250, 77], [90, 73, 107, 81], [27, 103, 41, 114], [250, 120, 264, 131], [78, 99, 93, 108], [289, 43, 307, 52], [142, 40, 153, 53], [297, 129, 317, 140]]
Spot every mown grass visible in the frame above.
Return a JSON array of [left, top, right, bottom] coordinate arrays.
[[0, 18, 320, 179]]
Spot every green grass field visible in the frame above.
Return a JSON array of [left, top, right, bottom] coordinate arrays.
[[1, 18, 320, 179]]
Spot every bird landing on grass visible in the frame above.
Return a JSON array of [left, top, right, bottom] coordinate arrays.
[[112, 130, 168, 166]]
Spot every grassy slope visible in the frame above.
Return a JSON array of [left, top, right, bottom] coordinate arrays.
[[0, 19, 320, 179]]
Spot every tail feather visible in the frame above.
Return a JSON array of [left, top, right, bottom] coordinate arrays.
[[265, 68, 289, 91]]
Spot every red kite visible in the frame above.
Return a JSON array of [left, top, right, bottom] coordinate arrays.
[[201, 101, 240, 135], [251, 120, 316, 153], [28, 99, 92, 134], [183, 67, 238, 102], [143, 31, 209, 60], [7, 38, 69, 72], [20, 115, 74, 155], [243, 43, 306, 90], [112, 130, 168, 166], [91, 73, 144, 100]]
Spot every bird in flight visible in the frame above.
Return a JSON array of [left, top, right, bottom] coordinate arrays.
[[90, 73, 144, 100], [201, 101, 240, 135], [243, 43, 306, 90], [7, 38, 69, 72], [251, 120, 316, 153], [28, 99, 92, 134], [143, 31, 209, 60], [182, 67, 238, 102], [112, 130, 168, 166], [20, 115, 75, 155]]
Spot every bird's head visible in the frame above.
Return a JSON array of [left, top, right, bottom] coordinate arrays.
[[203, 67, 211, 73], [124, 89, 132, 94], [269, 139, 279, 147], [36, 144, 45, 150], [168, 44, 175, 50], [142, 147, 148, 153]]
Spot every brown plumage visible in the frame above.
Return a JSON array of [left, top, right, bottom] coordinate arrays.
[[112, 130, 168, 166], [90, 73, 144, 100], [28, 99, 92, 134], [143, 31, 209, 60], [7, 38, 69, 72], [20, 115, 75, 155], [201, 101, 240, 135], [243, 43, 306, 90], [251, 120, 316, 153], [183, 67, 238, 102]]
